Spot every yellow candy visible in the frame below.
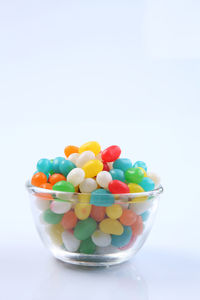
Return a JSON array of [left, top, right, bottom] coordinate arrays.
[[79, 141, 101, 156], [128, 183, 148, 202], [138, 167, 147, 177], [106, 204, 122, 219], [82, 159, 103, 178], [47, 223, 64, 245], [99, 218, 124, 235], [74, 203, 92, 220], [78, 193, 91, 203]]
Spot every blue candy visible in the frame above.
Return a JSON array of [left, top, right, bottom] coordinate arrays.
[[90, 189, 114, 207], [109, 169, 125, 182], [59, 160, 76, 176], [52, 157, 66, 173], [140, 211, 150, 222], [139, 177, 155, 191], [133, 161, 147, 172], [111, 226, 132, 248], [113, 158, 132, 172], [37, 158, 52, 173]]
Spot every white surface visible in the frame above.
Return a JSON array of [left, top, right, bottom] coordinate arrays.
[[0, 1, 200, 299]]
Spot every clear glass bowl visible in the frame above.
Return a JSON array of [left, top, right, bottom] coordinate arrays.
[[26, 181, 163, 266]]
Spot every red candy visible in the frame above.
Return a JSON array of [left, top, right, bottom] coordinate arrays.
[[103, 162, 110, 171], [108, 180, 130, 194], [101, 145, 121, 162], [119, 209, 137, 226]]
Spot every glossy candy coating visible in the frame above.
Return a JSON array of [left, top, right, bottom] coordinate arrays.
[[49, 173, 66, 185], [131, 216, 143, 236], [91, 230, 111, 247], [113, 158, 132, 172], [130, 199, 153, 215], [37, 159, 53, 174], [140, 211, 150, 222], [31, 172, 47, 187], [106, 204, 123, 219], [79, 237, 96, 254], [82, 159, 103, 178], [59, 160, 76, 176], [119, 209, 137, 226], [62, 230, 80, 252], [52, 180, 75, 192], [133, 161, 147, 172], [90, 205, 106, 222], [64, 145, 79, 158], [90, 189, 114, 207], [147, 172, 160, 187], [79, 141, 101, 156], [111, 226, 132, 248], [139, 177, 155, 191], [128, 183, 147, 202], [52, 157, 66, 173], [74, 203, 92, 220], [76, 151, 95, 168], [101, 145, 121, 162], [74, 218, 97, 240], [67, 168, 85, 187], [61, 210, 77, 230], [96, 171, 112, 189], [43, 209, 64, 224], [109, 169, 125, 182], [40, 183, 53, 190], [103, 162, 110, 171], [79, 178, 97, 193], [50, 200, 72, 214], [68, 153, 80, 165], [125, 167, 144, 184], [99, 218, 124, 235], [47, 224, 65, 245], [108, 180, 130, 194]]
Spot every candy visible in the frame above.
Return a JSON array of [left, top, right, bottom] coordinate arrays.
[[68, 153, 80, 165], [47, 224, 65, 245], [130, 199, 153, 215], [96, 171, 112, 189], [52, 180, 75, 192], [91, 230, 111, 247], [76, 151, 95, 168], [52, 157, 66, 173], [133, 161, 147, 172], [61, 210, 77, 229], [64, 145, 79, 158], [74, 203, 92, 220], [131, 216, 143, 235], [138, 167, 147, 177], [50, 200, 72, 214], [90, 205, 106, 222], [62, 230, 80, 252], [36, 198, 50, 211], [128, 183, 147, 202], [49, 174, 66, 185], [111, 226, 132, 248], [79, 178, 97, 193], [147, 172, 160, 187], [99, 218, 124, 235], [82, 159, 103, 178], [140, 211, 150, 222], [37, 159, 53, 174], [103, 162, 110, 171], [101, 145, 121, 162], [106, 204, 123, 219], [108, 180, 130, 194], [78, 193, 91, 203], [125, 167, 144, 184], [79, 141, 101, 156], [74, 218, 97, 240], [43, 209, 64, 224], [67, 168, 85, 187], [31, 172, 47, 187], [109, 169, 125, 182], [139, 177, 155, 191], [90, 189, 114, 207], [59, 160, 76, 176], [119, 209, 137, 226], [119, 234, 136, 250], [40, 183, 53, 189], [79, 237, 96, 254], [113, 158, 132, 172]]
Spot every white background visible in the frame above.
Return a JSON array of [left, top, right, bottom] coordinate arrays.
[[0, 1, 200, 299]]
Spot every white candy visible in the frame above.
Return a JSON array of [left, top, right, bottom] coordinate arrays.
[[67, 168, 85, 187], [147, 172, 160, 187], [79, 178, 97, 193], [35, 198, 50, 211], [76, 151, 95, 168], [50, 201, 72, 214], [130, 199, 153, 215], [96, 171, 112, 189], [68, 153, 80, 165], [92, 230, 111, 247], [62, 231, 80, 252]]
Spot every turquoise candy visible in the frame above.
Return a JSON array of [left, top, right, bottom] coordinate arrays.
[[37, 158, 53, 174], [139, 177, 155, 191], [109, 169, 125, 182], [52, 180, 75, 192], [125, 167, 144, 184], [133, 161, 147, 172], [43, 209, 64, 224], [113, 158, 132, 172], [90, 189, 114, 207], [59, 160, 76, 176], [140, 211, 150, 222], [74, 218, 97, 240], [79, 237, 96, 254], [52, 157, 66, 173], [111, 226, 132, 247]]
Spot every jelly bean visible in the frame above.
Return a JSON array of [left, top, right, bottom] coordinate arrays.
[[108, 180, 130, 194], [74, 203, 92, 220], [125, 167, 144, 184], [96, 152, 102, 161], [130, 199, 153, 215], [119, 234, 136, 250], [128, 183, 147, 202], [49, 173, 66, 185], [107, 162, 113, 170], [96, 171, 112, 189], [76, 151, 95, 168], [47, 223, 65, 245], [78, 193, 91, 203], [50, 200, 72, 214], [68, 153, 80, 165], [90, 205, 106, 222], [138, 167, 147, 177], [99, 218, 124, 235], [90, 189, 114, 207], [119, 209, 137, 226], [113, 158, 132, 172], [61, 210, 77, 230], [67, 168, 85, 187], [40, 183, 53, 190], [133, 161, 147, 172], [140, 211, 150, 222], [147, 172, 160, 187], [79, 178, 97, 193], [37, 158, 53, 174], [131, 216, 143, 236], [109, 169, 125, 182], [43, 209, 64, 224], [79, 237, 96, 254], [139, 177, 155, 191], [91, 230, 111, 247], [82, 159, 103, 178], [59, 160, 76, 176], [103, 162, 110, 171], [31, 172, 47, 187], [101, 145, 121, 162], [106, 204, 123, 219], [52, 180, 75, 192], [79, 141, 101, 156], [74, 218, 97, 240], [36, 198, 50, 211], [111, 226, 132, 248], [64, 145, 79, 158], [52, 157, 66, 173], [62, 230, 80, 252]]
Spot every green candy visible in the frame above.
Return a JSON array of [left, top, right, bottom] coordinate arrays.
[[79, 237, 96, 254], [74, 218, 97, 240], [125, 167, 144, 184], [52, 180, 75, 192], [43, 209, 64, 224]]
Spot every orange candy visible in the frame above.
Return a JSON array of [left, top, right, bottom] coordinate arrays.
[[131, 216, 143, 236], [49, 173, 66, 185], [61, 210, 77, 230], [40, 183, 53, 190], [91, 205, 106, 222], [119, 209, 137, 226], [64, 145, 79, 158], [31, 172, 47, 187]]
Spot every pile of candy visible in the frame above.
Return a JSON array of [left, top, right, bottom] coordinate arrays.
[[31, 141, 160, 254]]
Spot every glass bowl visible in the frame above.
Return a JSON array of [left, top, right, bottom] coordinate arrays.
[[26, 181, 163, 266]]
